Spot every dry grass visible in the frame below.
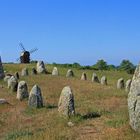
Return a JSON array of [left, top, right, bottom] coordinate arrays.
[[0, 64, 139, 140]]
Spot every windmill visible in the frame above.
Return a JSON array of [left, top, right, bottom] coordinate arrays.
[[17, 42, 38, 63]]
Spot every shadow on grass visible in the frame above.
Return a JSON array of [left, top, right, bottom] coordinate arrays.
[[46, 104, 57, 109], [82, 112, 101, 120]]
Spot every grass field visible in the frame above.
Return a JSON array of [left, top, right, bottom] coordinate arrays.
[[0, 64, 140, 140]]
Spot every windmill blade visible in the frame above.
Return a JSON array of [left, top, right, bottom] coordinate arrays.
[[19, 42, 26, 52], [16, 57, 20, 62], [29, 48, 38, 54]]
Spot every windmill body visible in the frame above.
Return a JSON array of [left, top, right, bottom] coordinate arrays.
[[17, 42, 38, 64]]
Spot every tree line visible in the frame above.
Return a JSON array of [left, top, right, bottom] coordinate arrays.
[[52, 59, 136, 74]]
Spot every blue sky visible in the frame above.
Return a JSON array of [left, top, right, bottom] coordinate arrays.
[[0, 0, 140, 65]]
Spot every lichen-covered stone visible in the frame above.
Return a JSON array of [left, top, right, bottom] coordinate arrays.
[[58, 86, 75, 117], [37, 61, 47, 74], [117, 78, 124, 89], [52, 67, 59, 76], [128, 63, 140, 132], [101, 76, 107, 85], [81, 72, 87, 81], [125, 79, 132, 92], [21, 68, 29, 76], [92, 73, 100, 83], [28, 85, 43, 108], [17, 81, 28, 101], [66, 69, 74, 78], [8, 76, 18, 92]]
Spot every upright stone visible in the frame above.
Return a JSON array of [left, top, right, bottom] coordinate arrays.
[[58, 86, 75, 117], [52, 67, 59, 76], [37, 61, 47, 74], [0, 57, 5, 79], [125, 79, 132, 92], [8, 76, 18, 92], [128, 63, 140, 132], [17, 81, 28, 101], [117, 78, 125, 89], [92, 73, 100, 83], [66, 69, 74, 78], [31, 68, 37, 75], [21, 68, 29, 76], [81, 72, 87, 80], [101, 76, 107, 85], [28, 85, 43, 108], [15, 72, 19, 80]]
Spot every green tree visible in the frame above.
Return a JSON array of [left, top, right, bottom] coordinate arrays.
[[119, 59, 135, 74], [94, 59, 108, 70]]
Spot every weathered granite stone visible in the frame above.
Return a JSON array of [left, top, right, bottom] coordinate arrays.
[[66, 69, 74, 78], [4, 75, 12, 82], [125, 79, 132, 92], [37, 61, 47, 74], [101, 76, 107, 85], [117, 78, 125, 89], [92, 73, 100, 83], [17, 81, 28, 101], [31, 68, 37, 75], [15, 72, 19, 80], [21, 68, 29, 76], [58, 86, 75, 117], [81, 72, 87, 81], [0, 57, 5, 79], [8, 76, 18, 92], [28, 85, 43, 108], [52, 67, 59, 76], [128, 63, 140, 132]]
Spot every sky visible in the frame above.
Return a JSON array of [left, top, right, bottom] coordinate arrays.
[[0, 0, 140, 66]]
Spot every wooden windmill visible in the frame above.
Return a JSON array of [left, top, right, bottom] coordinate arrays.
[[17, 42, 38, 63]]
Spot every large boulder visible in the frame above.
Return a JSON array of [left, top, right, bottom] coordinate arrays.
[[125, 79, 132, 92], [21, 68, 29, 76], [28, 85, 43, 108], [66, 69, 74, 78], [81, 72, 87, 81], [58, 86, 75, 117], [8, 76, 18, 92], [92, 73, 100, 83], [101, 76, 107, 85], [0, 57, 5, 79], [128, 63, 140, 132], [17, 81, 29, 101], [52, 67, 59, 76], [117, 78, 125, 89], [37, 61, 47, 74]]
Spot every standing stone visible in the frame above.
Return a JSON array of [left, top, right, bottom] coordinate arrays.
[[92, 73, 100, 83], [31, 68, 37, 75], [101, 76, 107, 85], [4, 75, 12, 82], [8, 76, 18, 92], [17, 81, 28, 101], [128, 63, 140, 132], [21, 68, 29, 76], [117, 78, 125, 89], [81, 72, 87, 81], [28, 85, 43, 108], [58, 86, 75, 117], [66, 69, 74, 78], [52, 67, 59, 76], [15, 72, 19, 80], [0, 56, 5, 79], [125, 79, 132, 92], [36, 61, 47, 74]]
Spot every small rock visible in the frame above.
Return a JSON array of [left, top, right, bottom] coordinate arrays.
[[92, 73, 100, 83], [67, 121, 75, 127], [66, 69, 74, 78], [101, 76, 107, 85], [52, 67, 59, 76], [0, 99, 9, 104], [81, 72, 87, 81], [21, 68, 29, 76], [117, 78, 125, 89]]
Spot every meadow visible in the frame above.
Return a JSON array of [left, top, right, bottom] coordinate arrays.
[[0, 64, 140, 140]]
